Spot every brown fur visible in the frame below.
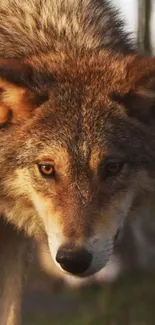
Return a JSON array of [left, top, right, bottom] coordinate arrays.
[[0, 1, 155, 324]]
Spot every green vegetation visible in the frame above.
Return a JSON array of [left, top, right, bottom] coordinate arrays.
[[23, 270, 155, 325]]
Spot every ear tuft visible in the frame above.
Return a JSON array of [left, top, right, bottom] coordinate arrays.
[[112, 56, 155, 124], [0, 59, 48, 125]]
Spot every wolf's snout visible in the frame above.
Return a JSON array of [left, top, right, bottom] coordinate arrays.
[[56, 245, 92, 275]]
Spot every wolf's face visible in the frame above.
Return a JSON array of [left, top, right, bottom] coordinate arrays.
[[0, 52, 155, 277]]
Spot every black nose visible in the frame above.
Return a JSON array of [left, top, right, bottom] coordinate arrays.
[[56, 245, 92, 275]]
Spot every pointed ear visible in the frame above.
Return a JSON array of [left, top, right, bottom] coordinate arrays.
[[0, 59, 48, 124], [111, 56, 155, 124]]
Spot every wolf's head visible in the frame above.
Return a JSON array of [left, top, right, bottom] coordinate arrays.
[[0, 52, 155, 277]]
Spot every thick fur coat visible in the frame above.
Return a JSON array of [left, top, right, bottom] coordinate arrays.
[[0, 1, 155, 324]]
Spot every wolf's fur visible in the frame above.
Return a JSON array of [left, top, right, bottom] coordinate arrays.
[[0, 0, 135, 57], [0, 1, 155, 324]]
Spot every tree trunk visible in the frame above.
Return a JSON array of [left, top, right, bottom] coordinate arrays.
[[138, 0, 152, 54]]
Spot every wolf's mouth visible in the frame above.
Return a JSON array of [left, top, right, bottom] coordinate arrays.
[[48, 229, 122, 278], [114, 227, 123, 244], [114, 229, 121, 243]]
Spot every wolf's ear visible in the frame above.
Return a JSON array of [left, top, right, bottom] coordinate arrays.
[[112, 56, 155, 124], [0, 59, 48, 124]]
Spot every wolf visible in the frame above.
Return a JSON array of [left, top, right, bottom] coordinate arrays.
[[0, 0, 155, 324]]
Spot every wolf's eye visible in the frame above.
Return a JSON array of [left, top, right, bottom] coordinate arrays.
[[38, 163, 55, 177], [106, 162, 123, 175], [101, 160, 124, 180]]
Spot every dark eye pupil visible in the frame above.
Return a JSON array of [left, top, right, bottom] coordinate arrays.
[[44, 165, 52, 171], [107, 162, 121, 173], [38, 163, 55, 177], [100, 160, 124, 181]]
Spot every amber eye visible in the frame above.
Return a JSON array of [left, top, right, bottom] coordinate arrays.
[[38, 163, 55, 178], [101, 160, 124, 180]]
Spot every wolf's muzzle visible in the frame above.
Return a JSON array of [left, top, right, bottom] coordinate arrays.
[[56, 244, 92, 275]]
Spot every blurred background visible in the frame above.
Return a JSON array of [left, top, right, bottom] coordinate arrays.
[[23, 1, 155, 324]]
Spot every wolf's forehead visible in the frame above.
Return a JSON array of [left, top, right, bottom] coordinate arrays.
[[34, 113, 109, 154], [37, 84, 112, 140], [35, 141, 105, 171]]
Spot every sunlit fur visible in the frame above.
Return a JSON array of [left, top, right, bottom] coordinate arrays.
[[0, 1, 155, 324]]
